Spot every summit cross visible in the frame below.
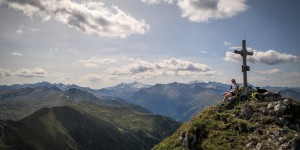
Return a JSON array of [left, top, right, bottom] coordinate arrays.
[[234, 40, 253, 88]]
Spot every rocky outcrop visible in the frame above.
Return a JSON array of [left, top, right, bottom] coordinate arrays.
[[179, 126, 208, 150], [279, 135, 300, 150], [153, 91, 300, 150], [267, 99, 290, 116]]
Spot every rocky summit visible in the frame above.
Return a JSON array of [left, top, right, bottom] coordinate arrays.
[[153, 90, 300, 150]]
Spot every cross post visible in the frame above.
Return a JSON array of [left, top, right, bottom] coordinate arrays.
[[234, 40, 253, 88]]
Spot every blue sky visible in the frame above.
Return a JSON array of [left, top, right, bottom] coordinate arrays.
[[0, 0, 299, 88]]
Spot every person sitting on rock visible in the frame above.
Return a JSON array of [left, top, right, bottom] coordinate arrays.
[[223, 79, 238, 103]]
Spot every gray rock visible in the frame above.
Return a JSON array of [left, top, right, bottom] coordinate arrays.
[[279, 136, 300, 150], [255, 143, 262, 150], [283, 99, 291, 109], [267, 102, 276, 109], [273, 130, 280, 137], [179, 131, 189, 150], [274, 100, 289, 115], [240, 104, 253, 120], [246, 141, 254, 148], [278, 137, 286, 144], [179, 131, 185, 146]]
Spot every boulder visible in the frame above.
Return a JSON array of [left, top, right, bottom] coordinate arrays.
[[274, 101, 287, 115], [267, 99, 290, 116]]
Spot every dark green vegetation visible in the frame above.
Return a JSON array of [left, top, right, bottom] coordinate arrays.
[[0, 87, 180, 150], [153, 97, 300, 150]]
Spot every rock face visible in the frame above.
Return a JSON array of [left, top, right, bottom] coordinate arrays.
[[179, 126, 208, 150], [153, 92, 300, 150]]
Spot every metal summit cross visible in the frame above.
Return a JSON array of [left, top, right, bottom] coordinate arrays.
[[234, 40, 253, 88]]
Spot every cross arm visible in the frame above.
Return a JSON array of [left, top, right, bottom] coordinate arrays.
[[234, 50, 244, 55]]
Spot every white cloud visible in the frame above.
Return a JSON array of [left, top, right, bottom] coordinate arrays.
[[177, 0, 248, 22], [141, 0, 248, 23], [224, 41, 232, 46], [225, 49, 299, 65], [15, 25, 40, 35], [289, 71, 300, 78], [68, 49, 79, 54], [0, 68, 12, 78], [4, 0, 150, 38], [79, 57, 118, 68], [257, 69, 281, 75], [284, 71, 300, 85], [15, 68, 47, 78], [28, 27, 40, 32], [0, 68, 46, 78], [81, 74, 102, 83], [249, 76, 270, 83], [200, 50, 207, 53], [12, 52, 23, 56], [142, 0, 175, 4], [16, 25, 24, 34], [105, 58, 211, 79]]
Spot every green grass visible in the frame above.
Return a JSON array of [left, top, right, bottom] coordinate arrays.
[[153, 98, 300, 150]]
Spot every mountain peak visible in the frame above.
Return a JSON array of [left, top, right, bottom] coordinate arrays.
[[188, 80, 204, 84], [107, 81, 151, 90], [153, 92, 300, 149]]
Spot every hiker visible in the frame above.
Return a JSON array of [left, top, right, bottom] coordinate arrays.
[[223, 79, 238, 103]]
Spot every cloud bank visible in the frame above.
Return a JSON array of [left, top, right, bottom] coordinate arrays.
[[142, 0, 175, 4], [81, 74, 102, 83], [1, 68, 47, 78], [105, 58, 211, 79], [12, 52, 23, 56], [224, 42, 232, 46], [142, 0, 248, 22], [0, 68, 12, 78], [15, 68, 47, 78], [79, 57, 118, 68], [3, 0, 150, 38], [225, 50, 299, 65], [258, 69, 281, 75]]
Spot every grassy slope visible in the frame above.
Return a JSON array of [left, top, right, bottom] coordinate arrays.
[[0, 87, 70, 121], [153, 98, 300, 150], [0, 102, 180, 150], [71, 101, 180, 140]]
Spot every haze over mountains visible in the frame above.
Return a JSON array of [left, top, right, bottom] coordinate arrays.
[[1, 81, 299, 122], [0, 81, 299, 149]]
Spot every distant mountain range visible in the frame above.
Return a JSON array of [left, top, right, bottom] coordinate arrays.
[[0, 81, 299, 149], [0, 86, 180, 149], [1, 81, 299, 122], [130, 82, 227, 121]]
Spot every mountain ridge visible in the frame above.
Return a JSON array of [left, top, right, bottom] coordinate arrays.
[[0, 105, 175, 150], [1, 81, 299, 122]]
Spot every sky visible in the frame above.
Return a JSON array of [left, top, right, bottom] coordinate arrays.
[[0, 0, 299, 88]]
